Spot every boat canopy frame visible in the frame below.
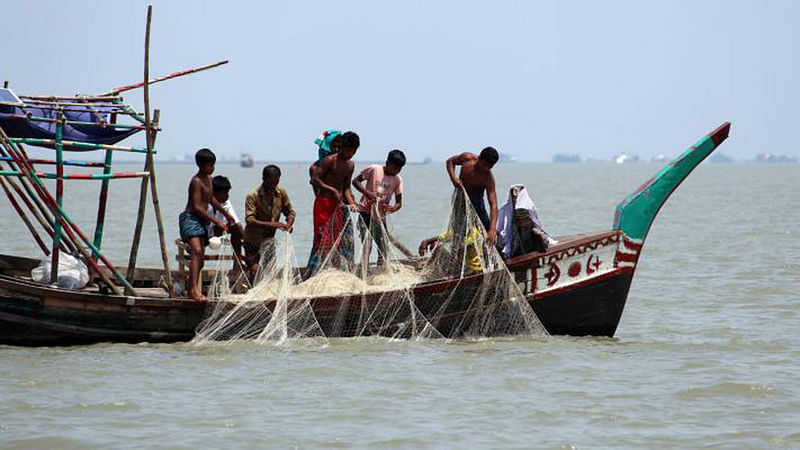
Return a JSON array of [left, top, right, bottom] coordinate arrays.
[[0, 6, 227, 297]]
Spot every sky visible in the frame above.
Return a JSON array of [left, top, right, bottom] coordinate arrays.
[[2, 0, 799, 162]]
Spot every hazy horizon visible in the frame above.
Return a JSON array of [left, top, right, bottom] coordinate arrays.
[[3, 1, 799, 162]]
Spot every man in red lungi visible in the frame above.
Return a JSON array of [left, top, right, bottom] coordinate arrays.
[[306, 131, 360, 276]]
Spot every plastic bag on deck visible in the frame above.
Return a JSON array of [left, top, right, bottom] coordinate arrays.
[[30, 253, 90, 289]]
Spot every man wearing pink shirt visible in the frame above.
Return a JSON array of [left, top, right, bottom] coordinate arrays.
[[352, 149, 406, 265]]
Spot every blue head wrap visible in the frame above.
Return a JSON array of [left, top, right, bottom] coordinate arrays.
[[314, 129, 342, 162]]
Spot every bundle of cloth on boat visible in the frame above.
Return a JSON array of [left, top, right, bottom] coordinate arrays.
[[497, 184, 557, 258], [0, 103, 140, 146], [30, 253, 90, 289]]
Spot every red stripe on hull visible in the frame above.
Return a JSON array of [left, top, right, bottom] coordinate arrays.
[[622, 238, 642, 251], [532, 267, 634, 299], [615, 252, 638, 264]]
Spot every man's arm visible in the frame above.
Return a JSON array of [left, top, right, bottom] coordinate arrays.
[[281, 191, 296, 233], [343, 163, 357, 207], [445, 152, 473, 189], [385, 177, 404, 214], [209, 196, 235, 225], [310, 157, 341, 201], [352, 172, 377, 202], [384, 193, 402, 214], [486, 174, 498, 244], [418, 236, 439, 256]]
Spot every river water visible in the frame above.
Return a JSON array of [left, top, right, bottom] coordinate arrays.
[[1, 161, 798, 448]]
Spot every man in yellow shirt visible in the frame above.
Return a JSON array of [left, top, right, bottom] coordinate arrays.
[[243, 165, 296, 278]]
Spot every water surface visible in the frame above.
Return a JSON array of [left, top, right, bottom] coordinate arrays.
[[1, 162, 798, 448]]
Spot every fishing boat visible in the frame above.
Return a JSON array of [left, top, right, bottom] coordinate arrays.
[[240, 151, 254, 168], [0, 6, 733, 346], [0, 90, 731, 345]]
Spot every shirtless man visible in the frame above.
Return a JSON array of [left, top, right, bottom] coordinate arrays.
[[445, 147, 500, 244], [307, 131, 360, 275], [309, 129, 342, 196], [178, 148, 233, 301]]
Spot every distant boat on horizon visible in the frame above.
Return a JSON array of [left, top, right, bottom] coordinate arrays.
[[240, 152, 254, 168], [614, 153, 640, 164]]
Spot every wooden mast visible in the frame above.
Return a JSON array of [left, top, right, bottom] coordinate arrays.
[[126, 5, 173, 296]]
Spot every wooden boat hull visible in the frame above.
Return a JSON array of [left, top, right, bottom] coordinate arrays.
[[0, 273, 206, 346], [0, 231, 632, 345], [0, 271, 629, 346]]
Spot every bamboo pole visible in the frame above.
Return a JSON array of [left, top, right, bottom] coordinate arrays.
[[125, 6, 153, 294], [100, 59, 229, 96], [0, 170, 148, 180], [13, 99, 123, 107], [147, 110, 174, 297], [0, 131, 133, 295], [0, 101, 129, 114], [386, 230, 415, 259], [92, 149, 113, 258], [20, 94, 120, 102], [8, 138, 154, 154], [0, 176, 50, 256], [120, 104, 147, 125], [49, 115, 64, 284], [92, 112, 117, 259], [127, 6, 174, 296], [143, 8, 174, 297], [3, 114, 147, 130], [1, 172, 61, 250], [0, 156, 105, 167], [125, 166, 151, 290], [0, 139, 77, 252]]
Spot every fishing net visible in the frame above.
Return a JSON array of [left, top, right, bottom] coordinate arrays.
[[193, 189, 548, 344]]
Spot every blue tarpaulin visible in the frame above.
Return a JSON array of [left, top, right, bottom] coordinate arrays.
[[0, 103, 141, 147]]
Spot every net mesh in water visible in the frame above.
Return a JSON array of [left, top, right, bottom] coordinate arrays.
[[193, 189, 548, 344]]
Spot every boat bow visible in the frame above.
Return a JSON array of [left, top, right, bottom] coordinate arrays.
[[613, 122, 731, 246]]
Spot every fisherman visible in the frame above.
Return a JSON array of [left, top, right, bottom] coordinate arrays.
[[306, 131, 360, 276], [418, 227, 484, 275], [309, 129, 342, 193], [179, 148, 233, 301], [352, 149, 406, 265], [497, 184, 557, 258], [243, 165, 296, 279], [306, 129, 342, 266], [207, 175, 245, 265], [445, 147, 500, 244]]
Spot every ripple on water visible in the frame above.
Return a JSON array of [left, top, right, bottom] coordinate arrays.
[[676, 382, 776, 400], [4, 437, 95, 449]]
